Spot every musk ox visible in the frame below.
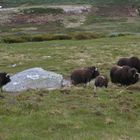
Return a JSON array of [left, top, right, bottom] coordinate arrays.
[[94, 75, 108, 88], [71, 66, 100, 86], [110, 65, 139, 86], [93, 75, 108, 97], [0, 72, 11, 91], [117, 56, 140, 73]]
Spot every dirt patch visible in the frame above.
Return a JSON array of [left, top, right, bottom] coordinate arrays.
[[47, 5, 91, 14]]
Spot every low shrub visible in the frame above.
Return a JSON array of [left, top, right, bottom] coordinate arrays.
[[108, 32, 130, 37], [21, 7, 64, 15], [31, 34, 72, 42], [72, 32, 106, 40], [52, 34, 72, 40], [31, 35, 46, 42], [2, 36, 27, 43], [1, 32, 125, 44]]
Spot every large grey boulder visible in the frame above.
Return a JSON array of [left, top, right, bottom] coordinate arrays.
[[3, 67, 63, 92]]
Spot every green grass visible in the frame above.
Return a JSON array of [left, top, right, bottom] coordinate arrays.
[[0, 35, 140, 140], [83, 14, 140, 33]]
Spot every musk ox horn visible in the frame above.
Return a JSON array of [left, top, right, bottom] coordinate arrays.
[[6, 74, 10, 78], [95, 68, 98, 71], [138, 73, 140, 79]]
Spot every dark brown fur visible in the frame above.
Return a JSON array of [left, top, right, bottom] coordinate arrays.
[[117, 56, 140, 73], [94, 75, 108, 88], [0, 72, 11, 91], [93, 75, 108, 97], [110, 65, 139, 86], [71, 66, 100, 85]]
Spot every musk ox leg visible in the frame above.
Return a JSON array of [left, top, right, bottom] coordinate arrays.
[[71, 79, 76, 85], [93, 86, 98, 97], [83, 81, 91, 88], [83, 83, 87, 88], [0, 87, 3, 93], [0, 89, 4, 98]]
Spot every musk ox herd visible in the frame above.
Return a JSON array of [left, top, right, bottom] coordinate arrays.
[[0, 56, 139, 95], [71, 56, 140, 96]]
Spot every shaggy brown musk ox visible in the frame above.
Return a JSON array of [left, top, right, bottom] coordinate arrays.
[[71, 66, 100, 86], [110, 65, 139, 86], [93, 75, 109, 96], [117, 56, 140, 73], [94, 75, 108, 88]]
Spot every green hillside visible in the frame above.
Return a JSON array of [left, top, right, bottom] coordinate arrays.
[[1, 0, 140, 7], [0, 35, 140, 140]]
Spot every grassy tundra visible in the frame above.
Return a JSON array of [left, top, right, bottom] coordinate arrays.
[[0, 35, 140, 140]]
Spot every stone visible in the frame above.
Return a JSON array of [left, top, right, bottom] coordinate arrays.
[[3, 67, 63, 92]]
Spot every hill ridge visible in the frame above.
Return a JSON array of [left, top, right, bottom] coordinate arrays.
[[0, 0, 140, 8]]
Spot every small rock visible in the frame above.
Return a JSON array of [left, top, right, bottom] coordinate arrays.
[[11, 64, 17, 67], [105, 117, 115, 125]]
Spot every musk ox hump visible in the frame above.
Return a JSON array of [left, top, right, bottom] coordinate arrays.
[[117, 56, 140, 73]]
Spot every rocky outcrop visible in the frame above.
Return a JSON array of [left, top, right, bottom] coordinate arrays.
[[3, 67, 63, 92]]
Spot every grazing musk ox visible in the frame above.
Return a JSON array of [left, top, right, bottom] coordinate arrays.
[[93, 75, 108, 96], [71, 66, 100, 86], [110, 65, 139, 86], [117, 56, 140, 73], [0, 72, 11, 91]]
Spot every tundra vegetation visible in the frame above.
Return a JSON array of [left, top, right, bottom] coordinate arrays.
[[0, 36, 140, 140], [0, 0, 140, 140]]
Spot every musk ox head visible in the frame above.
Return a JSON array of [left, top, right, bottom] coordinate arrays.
[[129, 68, 137, 75], [86, 66, 100, 79], [128, 68, 139, 84], [0, 72, 11, 87], [5, 73, 11, 84]]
